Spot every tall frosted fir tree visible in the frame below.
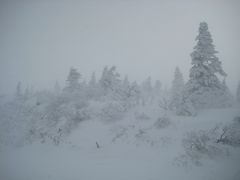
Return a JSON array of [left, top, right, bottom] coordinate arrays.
[[170, 67, 185, 114], [185, 22, 232, 109], [64, 67, 81, 93]]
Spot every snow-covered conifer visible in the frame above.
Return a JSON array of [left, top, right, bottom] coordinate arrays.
[[170, 67, 185, 114], [184, 22, 231, 110], [64, 68, 81, 92], [99, 66, 121, 95]]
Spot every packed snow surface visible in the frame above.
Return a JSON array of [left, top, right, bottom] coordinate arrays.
[[1, 107, 240, 180]]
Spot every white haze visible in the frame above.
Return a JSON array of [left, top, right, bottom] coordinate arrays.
[[0, 0, 240, 94]]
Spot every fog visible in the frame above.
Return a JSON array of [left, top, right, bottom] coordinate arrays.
[[1, 1, 240, 179], [0, 0, 240, 94]]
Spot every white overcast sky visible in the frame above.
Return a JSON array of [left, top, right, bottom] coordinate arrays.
[[0, 0, 240, 94]]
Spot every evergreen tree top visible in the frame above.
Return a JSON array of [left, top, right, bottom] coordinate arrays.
[[67, 68, 81, 82], [190, 22, 227, 77], [194, 22, 217, 55], [64, 67, 81, 92], [172, 67, 184, 92]]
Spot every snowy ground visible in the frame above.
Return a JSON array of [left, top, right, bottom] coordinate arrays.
[[1, 107, 240, 180]]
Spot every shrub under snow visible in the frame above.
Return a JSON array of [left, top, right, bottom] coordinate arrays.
[[154, 117, 171, 129]]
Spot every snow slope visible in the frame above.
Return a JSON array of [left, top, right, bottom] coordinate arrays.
[[1, 107, 240, 180]]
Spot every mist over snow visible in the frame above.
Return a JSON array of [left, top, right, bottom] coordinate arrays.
[[0, 1, 240, 180], [0, 0, 240, 94]]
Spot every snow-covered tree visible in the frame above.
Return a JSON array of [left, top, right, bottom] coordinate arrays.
[[170, 67, 185, 114], [98, 66, 135, 121], [118, 79, 141, 108], [130, 81, 141, 105], [64, 68, 81, 93], [220, 78, 234, 107], [184, 22, 231, 110], [86, 72, 99, 99], [99, 66, 121, 96], [120, 76, 141, 104]]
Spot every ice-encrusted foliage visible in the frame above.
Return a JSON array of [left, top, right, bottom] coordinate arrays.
[[99, 66, 121, 96], [0, 66, 143, 147], [170, 67, 185, 115], [0, 38, 237, 148], [64, 67, 81, 93], [183, 22, 233, 112], [180, 129, 228, 166], [0, 89, 91, 147], [216, 116, 240, 147], [86, 72, 99, 99], [97, 66, 141, 122], [100, 101, 126, 122], [191, 22, 226, 77], [154, 116, 171, 129], [177, 117, 240, 166]]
